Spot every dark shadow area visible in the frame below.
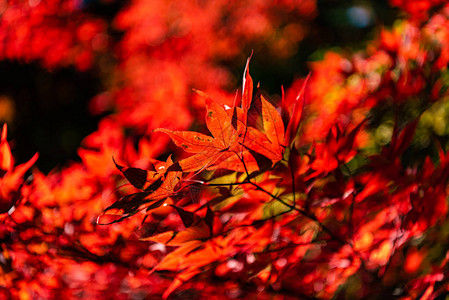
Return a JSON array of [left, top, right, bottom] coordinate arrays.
[[0, 61, 103, 173]]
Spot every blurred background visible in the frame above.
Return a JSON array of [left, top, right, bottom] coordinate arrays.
[[0, 0, 397, 173]]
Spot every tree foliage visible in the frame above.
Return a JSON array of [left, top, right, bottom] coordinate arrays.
[[1, 0, 449, 299]]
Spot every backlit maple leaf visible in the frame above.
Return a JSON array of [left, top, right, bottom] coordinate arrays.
[[156, 58, 259, 173]]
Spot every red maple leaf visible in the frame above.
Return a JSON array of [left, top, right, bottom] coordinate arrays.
[[156, 57, 260, 174], [157, 57, 294, 173], [97, 155, 182, 224]]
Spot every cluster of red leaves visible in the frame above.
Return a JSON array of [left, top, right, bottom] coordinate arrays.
[[3, 1, 449, 299], [0, 0, 108, 70], [101, 57, 449, 298], [299, 4, 449, 147], [0, 0, 317, 133], [0, 0, 319, 298], [0, 120, 173, 298], [111, 0, 316, 134], [389, 0, 447, 21]]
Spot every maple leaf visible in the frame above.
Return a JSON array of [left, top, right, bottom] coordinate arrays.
[[384, 119, 419, 159], [156, 58, 259, 173], [97, 156, 182, 224], [157, 58, 293, 173], [145, 217, 272, 299], [243, 95, 286, 163], [140, 206, 218, 299], [309, 119, 367, 175], [231, 74, 310, 166], [282, 73, 310, 146]]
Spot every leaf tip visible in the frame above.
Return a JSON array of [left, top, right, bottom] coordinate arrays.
[[112, 156, 124, 171]]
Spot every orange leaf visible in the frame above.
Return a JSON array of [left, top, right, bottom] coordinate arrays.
[[162, 268, 201, 299], [242, 53, 254, 122], [0, 124, 13, 172], [153, 129, 214, 153], [205, 97, 238, 148], [142, 222, 210, 246], [245, 127, 283, 163], [157, 93, 255, 173], [284, 73, 310, 145], [261, 95, 285, 157]]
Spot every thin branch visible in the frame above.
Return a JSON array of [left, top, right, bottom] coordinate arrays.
[[253, 240, 327, 254], [234, 152, 354, 249], [289, 152, 297, 206]]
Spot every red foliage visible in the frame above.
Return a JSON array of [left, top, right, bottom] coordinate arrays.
[[390, 0, 446, 21], [0, 0, 108, 70], [3, 1, 449, 299]]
